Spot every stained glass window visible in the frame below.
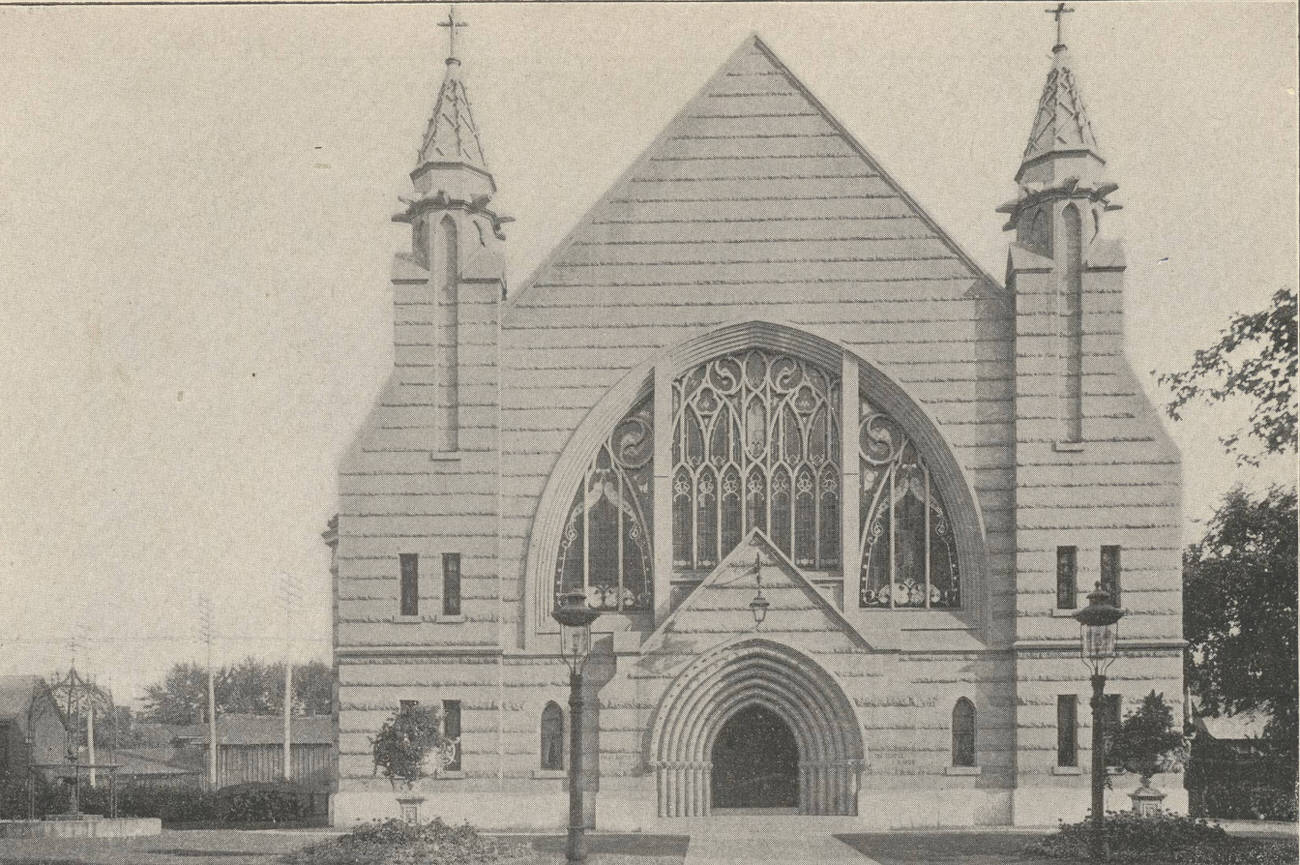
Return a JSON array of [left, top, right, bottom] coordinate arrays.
[[858, 399, 961, 609], [554, 395, 654, 612], [671, 350, 841, 571]]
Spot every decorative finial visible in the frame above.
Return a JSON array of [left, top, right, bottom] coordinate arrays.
[[1046, 3, 1074, 50], [438, 5, 468, 62]]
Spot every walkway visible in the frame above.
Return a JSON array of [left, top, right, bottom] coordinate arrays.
[[679, 816, 879, 865]]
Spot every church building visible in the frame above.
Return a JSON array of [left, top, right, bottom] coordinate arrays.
[[327, 16, 1185, 829]]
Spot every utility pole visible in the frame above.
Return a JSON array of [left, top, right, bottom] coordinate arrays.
[[198, 595, 217, 789], [281, 573, 300, 782]]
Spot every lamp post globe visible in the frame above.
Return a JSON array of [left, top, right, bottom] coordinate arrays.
[[551, 590, 600, 863], [1073, 583, 1126, 862]]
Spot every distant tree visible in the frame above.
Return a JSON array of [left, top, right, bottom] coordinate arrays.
[[91, 704, 146, 748], [140, 662, 210, 724], [1184, 485, 1297, 755], [139, 657, 332, 723], [1158, 288, 1297, 465], [291, 660, 333, 716]]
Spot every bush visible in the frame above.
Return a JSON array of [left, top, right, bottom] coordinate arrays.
[[216, 782, 310, 824], [1028, 810, 1298, 864], [1110, 691, 1187, 783], [285, 817, 532, 865], [0, 772, 65, 819], [371, 705, 447, 786], [1189, 752, 1298, 821]]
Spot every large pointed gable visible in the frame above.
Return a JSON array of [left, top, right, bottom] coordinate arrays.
[[511, 35, 999, 309]]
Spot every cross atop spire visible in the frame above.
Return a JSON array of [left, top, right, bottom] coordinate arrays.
[[438, 6, 467, 62], [1046, 3, 1074, 49]]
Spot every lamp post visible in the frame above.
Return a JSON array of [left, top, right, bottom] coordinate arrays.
[[1073, 583, 1126, 862], [552, 590, 600, 864]]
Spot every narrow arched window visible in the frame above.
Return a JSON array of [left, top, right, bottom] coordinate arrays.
[[858, 397, 961, 609], [540, 702, 564, 770], [1060, 203, 1083, 443], [952, 698, 976, 767], [554, 395, 654, 612], [435, 215, 459, 451]]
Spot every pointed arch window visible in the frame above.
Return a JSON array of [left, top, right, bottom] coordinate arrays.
[[554, 395, 654, 612], [671, 350, 841, 572], [952, 698, 976, 767], [540, 702, 564, 770], [858, 398, 961, 609]]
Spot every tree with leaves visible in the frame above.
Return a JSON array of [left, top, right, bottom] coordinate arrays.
[[139, 657, 333, 723], [1158, 288, 1296, 465], [1183, 485, 1297, 755]]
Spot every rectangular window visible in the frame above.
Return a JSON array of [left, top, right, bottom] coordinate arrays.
[[442, 553, 461, 616], [1057, 695, 1078, 767], [1101, 545, 1122, 606], [442, 700, 462, 771], [1103, 694, 1122, 767], [1056, 546, 1078, 609], [399, 554, 419, 616]]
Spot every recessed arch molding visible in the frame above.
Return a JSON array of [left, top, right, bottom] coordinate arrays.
[[648, 639, 864, 816]]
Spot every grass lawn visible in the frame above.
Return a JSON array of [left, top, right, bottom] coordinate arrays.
[[835, 831, 1300, 865], [0, 830, 691, 865], [505, 833, 689, 864], [837, 832, 1060, 865], [0, 829, 332, 865]]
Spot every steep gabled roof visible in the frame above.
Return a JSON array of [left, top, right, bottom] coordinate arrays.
[[0, 675, 43, 720], [510, 34, 1001, 310]]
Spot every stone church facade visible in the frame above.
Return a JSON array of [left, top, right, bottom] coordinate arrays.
[[327, 26, 1185, 830]]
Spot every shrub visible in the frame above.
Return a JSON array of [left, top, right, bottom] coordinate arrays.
[[370, 705, 448, 786], [216, 782, 310, 824], [1027, 810, 1298, 864], [1110, 691, 1187, 783], [285, 817, 532, 865], [0, 772, 65, 819]]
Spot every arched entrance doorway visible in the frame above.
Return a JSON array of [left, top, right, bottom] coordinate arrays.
[[710, 704, 799, 809], [650, 639, 864, 817]]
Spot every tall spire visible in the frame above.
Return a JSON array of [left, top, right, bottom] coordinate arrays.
[[1015, 4, 1104, 185], [415, 6, 489, 177]]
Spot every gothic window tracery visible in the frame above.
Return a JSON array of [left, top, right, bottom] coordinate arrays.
[[671, 350, 841, 571], [554, 395, 654, 612], [858, 398, 961, 609]]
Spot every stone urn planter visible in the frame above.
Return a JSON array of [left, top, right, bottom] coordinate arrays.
[[1129, 776, 1167, 816]]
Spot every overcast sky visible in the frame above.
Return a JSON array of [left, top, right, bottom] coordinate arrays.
[[0, 2, 1295, 706]]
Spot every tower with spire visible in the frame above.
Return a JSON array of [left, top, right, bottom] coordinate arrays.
[[1002, 7, 1183, 826], [1001, 3, 1123, 447], [391, 7, 508, 453]]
